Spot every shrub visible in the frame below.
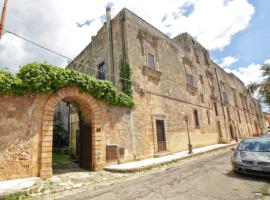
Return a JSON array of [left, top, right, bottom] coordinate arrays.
[[0, 62, 134, 108]]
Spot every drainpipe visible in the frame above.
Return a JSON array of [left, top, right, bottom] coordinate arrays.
[[214, 68, 229, 141], [106, 7, 115, 85]]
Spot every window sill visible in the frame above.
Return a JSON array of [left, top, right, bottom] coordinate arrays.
[[210, 94, 218, 101], [142, 65, 161, 81], [186, 84, 197, 95]]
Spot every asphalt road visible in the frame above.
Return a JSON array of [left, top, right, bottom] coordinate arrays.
[[60, 150, 270, 200]]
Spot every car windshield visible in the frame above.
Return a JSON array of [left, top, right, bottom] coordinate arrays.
[[238, 140, 270, 152]]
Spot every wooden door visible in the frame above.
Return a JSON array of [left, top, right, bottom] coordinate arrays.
[[79, 120, 92, 170], [156, 120, 166, 152]]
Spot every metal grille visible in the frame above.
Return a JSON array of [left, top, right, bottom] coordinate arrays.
[[156, 120, 167, 152], [156, 120, 166, 142]]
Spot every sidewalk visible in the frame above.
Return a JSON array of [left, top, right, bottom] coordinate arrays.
[[0, 177, 41, 198], [104, 142, 237, 173]]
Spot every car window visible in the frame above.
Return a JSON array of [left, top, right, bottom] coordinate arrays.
[[238, 140, 270, 152]]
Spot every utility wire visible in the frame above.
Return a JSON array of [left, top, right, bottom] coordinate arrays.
[[1, 25, 132, 82]]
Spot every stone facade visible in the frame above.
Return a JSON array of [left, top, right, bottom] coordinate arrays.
[[68, 8, 265, 158], [0, 8, 266, 181]]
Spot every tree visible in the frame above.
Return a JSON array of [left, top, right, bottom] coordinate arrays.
[[247, 64, 270, 105]]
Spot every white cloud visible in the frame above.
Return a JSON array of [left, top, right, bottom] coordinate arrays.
[[223, 63, 262, 85], [264, 59, 270, 64], [0, 0, 255, 71], [219, 56, 239, 67]]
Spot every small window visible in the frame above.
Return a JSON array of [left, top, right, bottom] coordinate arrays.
[[98, 62, 106, 80], [147, 53, 155, 69], [227, 107, 231, 120], [186, 74, 194, 86], [193, 109, 200, 128], [200, 93, 204, 103], [206, 110, 210, 125], [199, 75, 204, 84], [213, 102, 218, 116], [204, 51, 209, 66], [237, 110, 241, 123], [219, 81, 225, 91], [195, 53, 200, 64]]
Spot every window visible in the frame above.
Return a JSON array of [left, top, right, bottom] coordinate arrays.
[[232, 88, 237, 106], [213, 102, 218, 116], [193, 109, 200, 128], [227, 107, 231, 120], [199, 75, 204, 84], [206, 110, 210, 125], [186, 74, 194, 86], [200, 93, 204, 103], [98, 62, 106, 80], [237, 110, 241, 123], [147, 52, 155, 69], [195, 53, 200, 64], [216, 121, 222, 138], [204, 51, 209, 66], [219, 81, 225, 91]]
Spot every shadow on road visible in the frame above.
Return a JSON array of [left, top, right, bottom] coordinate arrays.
[[225, 170, 270, 184]]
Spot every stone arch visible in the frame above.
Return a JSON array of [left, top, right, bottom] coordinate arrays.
[[39, 86, 106, 178]]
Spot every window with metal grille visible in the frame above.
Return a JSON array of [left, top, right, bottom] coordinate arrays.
[[237, 110, 241, 123], [186, 74, 194, 86], [98, 62, 105, 80], [213, 102, 218, 116], [200, 93, 204, 103], [193, 109, 200, 128], [147, 53, 155, 69], [206, 110, 210, 125], [199, 75, 204, 84]]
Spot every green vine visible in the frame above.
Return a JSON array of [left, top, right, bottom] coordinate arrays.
[[119, 58, 132, 96], [0, 62, 134, 108]]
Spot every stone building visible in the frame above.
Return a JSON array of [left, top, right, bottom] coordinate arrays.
[[0, 8, 266, 181], [67, 7, 265, 156]]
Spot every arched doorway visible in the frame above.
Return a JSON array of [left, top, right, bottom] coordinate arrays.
[[39, 87, 106, 178], [52, 101, 92, 173]]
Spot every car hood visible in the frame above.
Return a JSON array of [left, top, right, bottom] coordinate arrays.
[[239, 151, 270, 162]]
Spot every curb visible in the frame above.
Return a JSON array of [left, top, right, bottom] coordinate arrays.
[[104, 143, 238, 173], [0, 179, 42, 200]]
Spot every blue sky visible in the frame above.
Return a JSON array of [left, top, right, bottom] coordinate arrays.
[[211, 0, 270, 69]]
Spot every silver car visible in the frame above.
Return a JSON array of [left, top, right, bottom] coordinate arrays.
[[231, 137, 270, 177]]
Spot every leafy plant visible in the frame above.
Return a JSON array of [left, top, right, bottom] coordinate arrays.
[[247, 64, 270, 105], [120, 58, 132, 96], [0, 62, 134, 108]]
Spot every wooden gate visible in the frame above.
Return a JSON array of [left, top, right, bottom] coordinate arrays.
[[79, 120, 92, 170], [156, 120, 166, 152]]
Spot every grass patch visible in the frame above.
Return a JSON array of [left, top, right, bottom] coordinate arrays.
[[52, 153, 69, 164], [4, 193, 24, 200]]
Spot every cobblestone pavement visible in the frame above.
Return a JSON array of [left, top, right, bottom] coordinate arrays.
[[50, 150, 270, 200]]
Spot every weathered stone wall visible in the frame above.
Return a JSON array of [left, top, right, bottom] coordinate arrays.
[[0, 95, 44, 180], [0, 87, 132, 180], [124, 10, 219, 159]]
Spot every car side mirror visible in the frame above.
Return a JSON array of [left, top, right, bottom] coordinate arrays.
[[231, 147, 236, 151]]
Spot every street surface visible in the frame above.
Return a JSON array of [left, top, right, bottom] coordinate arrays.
[[59, 150, 270, 200]]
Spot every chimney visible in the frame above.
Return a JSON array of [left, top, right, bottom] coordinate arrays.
[[105, 7, 115, 84], [106, 7, 111, 25]]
